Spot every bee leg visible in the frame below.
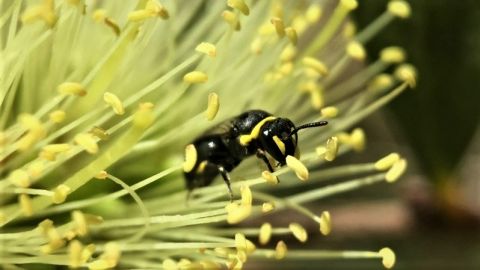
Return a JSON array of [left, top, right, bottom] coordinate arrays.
[[256, 150, 275, 172], [218, 166, 234, 202]]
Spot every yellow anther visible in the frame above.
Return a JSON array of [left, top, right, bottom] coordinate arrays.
[[18, 113, 42, 130], [375, 153, 400, 171], [49, 110, 66, 123], [270, 17, 285, 37], [72, 210, 88, 236], [259, 223, 272, 245], [90, 126, 109, 140], [69, 240, 83, 268], [58, 82, 87, 96], [19, 194, 33, 216], [262, 170, 279, 185], [200, 260, 221, 270], [52, 184, 71, 204], [128, 10, 152, 22], [183, 71, 208, 84], [325, 137, 339, 161], [395, 64, 417, 88], [385, 158, 407, 183], [183, 144, 197, 173], [262, 202, 275, 213], [146, 0, 169, 19], [82, 244, 96, 264], [340, 0, 358, 11], [275, 241, 287, 260], [133, 103, 154, 128], [92, 9, 107, 22], [41, 222, 65, 254], [240, 185, 252, 206], [291, 16, 308, 35], [289, 223, 308, 242], [162, 259, 177, 270], [306, 4, 322, 23], [347, 41, 366, 60], [343, 21, 357, 37], [222, 10, 241, 30], [250, 38, 263, 54], [280, 45, 297, 62], [279, 62, 294, 75], [227, 0, 250, 16], [387, 0, 411, 19], [314, 211, 332, 235], [380, 46, 406, 63], [88, 259, 114, 270], [368, 74, 394, 93], [235, 233, 248, 252], [18, 133, 37, 151], [321, 106, 339, 118], [310, 88, 324, 109], [94, 170, 107, 180], [302, 57, 328, 76], [74, 133, 98, 154], [228, 257, 243, 270], [44, 143, 71, 153], [9, 169, 31, 188], [350, 128, 366, 152], [226, 202, 252, 224], [103, 92, 125, 115], [285, 27, 298, 45], [205, 92, 220, 121], [100, 242, 121, 267], [21, 0, 57, 26], [196, 42, 217, 57], [286, 155, 309, 181], [379, 247, 396, 269]]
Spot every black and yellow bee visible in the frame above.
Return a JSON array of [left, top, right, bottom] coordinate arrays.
[[184, 110, 327, 199]]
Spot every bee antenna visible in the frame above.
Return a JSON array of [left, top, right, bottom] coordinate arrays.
[[288, 121, 328, 138]]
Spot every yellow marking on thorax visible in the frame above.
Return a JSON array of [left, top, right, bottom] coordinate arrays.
[[272, 135, 285, 155], [239, 116, 276, 146]]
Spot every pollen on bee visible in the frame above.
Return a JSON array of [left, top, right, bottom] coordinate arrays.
[[387, 0, 411, 19], [52, 184, 71, 204], [74, 133, 98, 154], [183, 144, 197, 173], [227, 0, 250, 16], [325, 136, 339, 161], [259, 223, 272, 245], [262, 170, 279, 185], [103, 92, 125, 115], [57, 82, 86, 96], [183, 71, 208, 84], [289, 223, 308, 243], [375, 153, 400, 171], [385, 158, 407, 183], [275, 241, 287, 260], [205, 92, 220, 121], [379, 247, 396, 269], [196, 42, 217, 57], [286, 155, 309, 181]]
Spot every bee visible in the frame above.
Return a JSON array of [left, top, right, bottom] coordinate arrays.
[[183, 110, 328, 200]]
